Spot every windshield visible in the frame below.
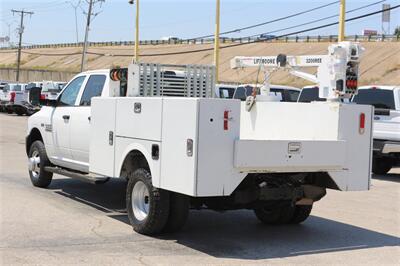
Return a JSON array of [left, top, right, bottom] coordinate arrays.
[[9, 85, 22, 91], [233, 86, 258, 101], [352, 88, 395, 110]]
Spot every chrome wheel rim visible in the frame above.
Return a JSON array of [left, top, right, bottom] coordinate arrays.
[[132, 181, 150, 221], [29, 150, 41, 178]]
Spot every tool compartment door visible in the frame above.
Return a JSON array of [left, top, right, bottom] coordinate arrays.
[[234, 140, 346, 172], [89, 97, 117, 176]]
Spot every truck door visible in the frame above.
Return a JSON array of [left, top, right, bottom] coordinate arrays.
[[51, 76, 86, 166], [69, 74, 107, 170]]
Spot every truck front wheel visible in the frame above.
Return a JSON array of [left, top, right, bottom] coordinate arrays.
[[126, 168, 170, 235], [28, 140, 53, 188]]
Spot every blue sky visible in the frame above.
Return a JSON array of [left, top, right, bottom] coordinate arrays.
[[1, 0, 399, 45]]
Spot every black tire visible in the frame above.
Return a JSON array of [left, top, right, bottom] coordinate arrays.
[[16, 110, 24, 116], [372, 158, 392, 175], [28, 140, 53, 188], [126, 168, 170, 235], [289, 205, 312, 224], [254, 203, 295, 225], [163, 192, 190, 233]]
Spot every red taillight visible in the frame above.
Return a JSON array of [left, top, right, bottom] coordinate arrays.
[[359, 113, 365, 134], [40, 94, 46, 100], [224, 110, 229, 131], [10, 91, 16, 103]]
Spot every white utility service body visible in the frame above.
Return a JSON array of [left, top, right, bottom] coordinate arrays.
[[90, 97, 372, 195]]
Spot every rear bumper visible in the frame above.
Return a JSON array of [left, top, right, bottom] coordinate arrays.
[[374, 139, 400, 154]]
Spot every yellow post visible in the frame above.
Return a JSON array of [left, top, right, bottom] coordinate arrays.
[[338, 0, 346, 42], [213, 0, 220, 83], [135, 0, 140, 62]]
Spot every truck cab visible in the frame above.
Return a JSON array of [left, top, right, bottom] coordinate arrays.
[[28, 70, 109, 172]]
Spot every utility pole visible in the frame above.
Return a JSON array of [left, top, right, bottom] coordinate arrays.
[[128, 0, 140, 63], [67, 0, 81, 43], [213, 0, 220, 83], [338, 0, 346, 42], [11, 9, 33, 82], [81, 0, 93, 72]]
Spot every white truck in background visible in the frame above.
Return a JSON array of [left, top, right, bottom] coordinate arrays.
[[352, 86, 400, 174], [0, 83, 28, 115], [26, 42, 373, 235]]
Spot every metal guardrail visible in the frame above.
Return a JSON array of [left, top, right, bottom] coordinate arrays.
[[0, 35, 398, 50]]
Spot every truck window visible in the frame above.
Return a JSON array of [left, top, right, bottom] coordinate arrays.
[[59, 76, 86, 106], [285, 90, 300, 102], [352, 89, 395, 110], [218, 87, 235, 99], [298, 87, 326, 102], [79, 75, 106, 106], [11, 85, 22, 91]]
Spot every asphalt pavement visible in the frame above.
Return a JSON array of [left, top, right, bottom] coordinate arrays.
[[0, 114, 399, 265]]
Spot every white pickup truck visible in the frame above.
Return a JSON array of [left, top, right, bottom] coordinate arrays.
[[27, 44, 373, 235], [352, 86, 400, 174]]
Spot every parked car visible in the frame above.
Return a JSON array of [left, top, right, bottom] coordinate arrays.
[[40, 81, 66, 100], [0, 83, 28, 114], [215, 84, 237, 99], [233, 84, 300, 102], [259, 34, 276, 40], [352, 85, 400, 174]]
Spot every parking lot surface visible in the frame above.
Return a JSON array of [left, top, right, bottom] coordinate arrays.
[[0, 114, 399, 265]]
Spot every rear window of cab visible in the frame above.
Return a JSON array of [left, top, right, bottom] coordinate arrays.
[[352, 88, 395, 110]]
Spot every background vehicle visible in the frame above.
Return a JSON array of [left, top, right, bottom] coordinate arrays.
[[41, 81, 66, 100], [352, 86, 400, 174], [215, 83, 237, 99], [0, 83, 28, 114], [233, 84, 300, 102], [259, 34, 276, 40], [297, 86, 326, 103]]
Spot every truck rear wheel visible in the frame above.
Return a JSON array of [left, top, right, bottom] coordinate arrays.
[[254, 203, 312, 225], [290, 205, 313, 224], [28, 140, 53, 188], [372, 158, 392, 175], [126, 168, 170, 235], [163, 192, 189, 233], [254, 203, 295, 225]]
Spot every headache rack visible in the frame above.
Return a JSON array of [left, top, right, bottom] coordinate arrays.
[[110, 63, 216, 98]]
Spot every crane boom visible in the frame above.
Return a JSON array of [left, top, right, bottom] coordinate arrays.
[[230, 42, 364, 101]]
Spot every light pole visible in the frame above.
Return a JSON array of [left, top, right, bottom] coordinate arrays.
[[129, 0, 140, 63], [214, 0, 220, 83]]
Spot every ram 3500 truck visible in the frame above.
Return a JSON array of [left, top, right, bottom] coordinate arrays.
[[27, 43, 373, 235], [352, 86, 400, 174]]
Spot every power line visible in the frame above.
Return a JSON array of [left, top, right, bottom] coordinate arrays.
[[185, 0, 340, 41], [138, 4, 400, 57], [11, 9, 34, 82], [249, 0, 386, 39]]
